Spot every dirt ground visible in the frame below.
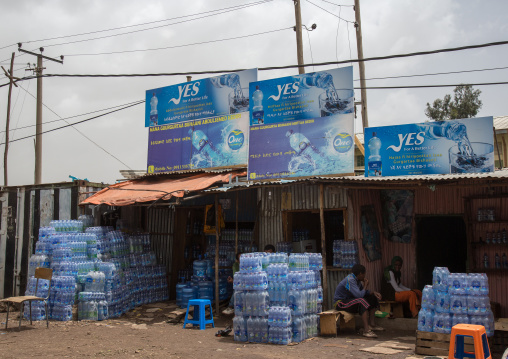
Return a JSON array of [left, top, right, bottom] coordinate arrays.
[[0, 302, 502, 359]]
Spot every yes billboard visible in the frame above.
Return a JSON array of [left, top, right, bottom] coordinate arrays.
[[364, 117, 494, 177], [147, 113, 249, 173], [145, 69, 257, 127], [248, 66, 354, 125], [248, 114, 355, 180]]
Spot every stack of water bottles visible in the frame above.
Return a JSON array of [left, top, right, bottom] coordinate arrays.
[[292, 229, 310, 242], [233, 253, 270, 343], [221, 229, 255, 254], [25, 220, 168, 322], [232, 252, 322, 345], [287, 253, 322, 343], [417, 267, 495, 337], [332, 240, 359, 269], [276, 242, 293, 253]]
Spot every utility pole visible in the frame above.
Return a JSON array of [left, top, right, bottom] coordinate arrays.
[[293, 0, 305, 74], [2, 53, 19, 186], [354, 0, 369, 129], [18, 44, 63, 185]]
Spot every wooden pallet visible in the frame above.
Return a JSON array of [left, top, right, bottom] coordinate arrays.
[[415, 330, 475, 356]]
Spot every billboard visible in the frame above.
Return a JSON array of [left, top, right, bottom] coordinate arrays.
[[364, 117, 494, 177], [147, 113, 249, 173], [248, 113, 355, 180], [145, 69, 257, 127], [248, 66, 353, 126]]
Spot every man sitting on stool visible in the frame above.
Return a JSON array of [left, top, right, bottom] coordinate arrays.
[[334, 264, 384, 338]]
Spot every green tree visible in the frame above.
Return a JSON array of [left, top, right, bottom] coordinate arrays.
[[425, 85, 482, 121]]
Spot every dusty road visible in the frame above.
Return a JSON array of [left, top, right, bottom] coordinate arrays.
[[0, 302, 471, 359]]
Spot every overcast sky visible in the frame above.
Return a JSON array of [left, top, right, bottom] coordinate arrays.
[[0, 0, 507, 186]]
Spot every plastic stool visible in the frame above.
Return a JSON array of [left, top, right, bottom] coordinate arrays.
[[183, 299, 215, 330], [448, 324, 491, 359]]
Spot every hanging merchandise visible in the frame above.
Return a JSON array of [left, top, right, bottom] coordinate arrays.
[[204, 204, 225, 234]]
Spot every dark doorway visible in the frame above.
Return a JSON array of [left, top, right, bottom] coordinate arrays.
[[415, 216, 467, 289]]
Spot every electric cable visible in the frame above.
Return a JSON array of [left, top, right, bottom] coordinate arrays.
[[39, 1, 275, 49], [18, 1, 273, 45], [64, 27, 292, 57], [0, 100, 144, 146], [4, 39, 505, 86], [306, 0, 355, 23]]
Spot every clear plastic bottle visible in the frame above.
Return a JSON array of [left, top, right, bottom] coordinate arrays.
[[367, 132, 382, 177], [149, 93, 158, 126], [252, 85, 264, 124]]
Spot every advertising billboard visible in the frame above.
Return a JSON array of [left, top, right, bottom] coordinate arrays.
[[364, 117, 494, 177], [248, 66, 353, 126], [147, 113, 249, 173], [145, 69, 257, 127], [248, 113, 355, 180]]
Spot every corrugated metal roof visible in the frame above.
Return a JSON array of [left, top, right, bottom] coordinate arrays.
[[494, 116, 508, 130], [203, 169, 508, 192]]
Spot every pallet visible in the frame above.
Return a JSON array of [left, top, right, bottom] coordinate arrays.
[[415, 330, 475, 356], [379, 301, 404, 318], [319, 310, 356, 336], [492, 320, 508, 354]]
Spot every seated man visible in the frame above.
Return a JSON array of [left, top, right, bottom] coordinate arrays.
[[334, 264, 383, 338], [264, 244, 275, 253], [222, 253, 241, 315], [381, 256, 422, 318]]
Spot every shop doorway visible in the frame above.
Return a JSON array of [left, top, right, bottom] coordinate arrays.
[[415, 215, 467, 289], [283, 209, 346, 267]]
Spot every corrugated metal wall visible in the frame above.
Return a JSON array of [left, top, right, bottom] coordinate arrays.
[[257, 184, 348, 250], [0, 182, 107, 298], [349, 184, 508, 317], [146, 207, 175, 284]]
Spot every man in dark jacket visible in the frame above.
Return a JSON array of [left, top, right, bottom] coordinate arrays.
[[334, 264, 383, 338]]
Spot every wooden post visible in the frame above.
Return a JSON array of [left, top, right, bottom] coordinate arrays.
[[235, 191, 239, 255], [214, 195, 220, 316], [293, 0, 305, 74], [354, 0, 369, 129], [319, 184, 328, 309], [2, 52, 16, 186]]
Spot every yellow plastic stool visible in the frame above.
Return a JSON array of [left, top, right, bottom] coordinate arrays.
[[448, 324, 491, 359]]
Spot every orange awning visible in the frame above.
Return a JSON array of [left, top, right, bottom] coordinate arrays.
[[80, 171, 245, 206]]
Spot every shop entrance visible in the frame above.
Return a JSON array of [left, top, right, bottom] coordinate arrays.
[[283, 209, 346, 266], [415, 215, 467, 289]]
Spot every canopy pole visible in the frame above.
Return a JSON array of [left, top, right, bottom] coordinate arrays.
[[319, 184, 328, 309], [214, 194, 220, 316], [235, 191, 239, 256]]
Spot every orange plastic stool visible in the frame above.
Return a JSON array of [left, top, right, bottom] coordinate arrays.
[[448, 324, 491, 359]]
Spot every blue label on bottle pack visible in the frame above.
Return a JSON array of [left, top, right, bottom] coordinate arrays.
[[368, 161, 382, 176]]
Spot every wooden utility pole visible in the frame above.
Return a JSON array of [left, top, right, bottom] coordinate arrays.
[[293, 0, 305, 74], [354, 0, 369, 129], [17, 44, 63, 185], [2, 53, 18, 186]]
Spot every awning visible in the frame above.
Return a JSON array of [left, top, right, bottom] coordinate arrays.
[[80, 171, 246, 206]]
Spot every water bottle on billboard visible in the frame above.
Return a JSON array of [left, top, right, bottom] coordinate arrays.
[[367, 132, 382, 177], [150, 93, 158, 126], [252, 86, 264, 124]]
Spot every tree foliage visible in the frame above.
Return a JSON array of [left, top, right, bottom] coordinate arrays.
[[425, 85, 482, 121]]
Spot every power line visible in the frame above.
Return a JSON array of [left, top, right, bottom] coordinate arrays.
[[318, 0, 355, 7], [0, 100, 144, 146], [0, 99, 147, 134], [356, 65, 508, 82], [306, 0, 356, 23], [1, 80, 507, 147], [17, 1, 273, 46], [4, 39, 506, 86], [39, 1, 274, 49], [64, 27, 291, 57]]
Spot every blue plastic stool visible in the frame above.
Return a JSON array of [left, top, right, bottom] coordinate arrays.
[[183, 299, 214, 330]]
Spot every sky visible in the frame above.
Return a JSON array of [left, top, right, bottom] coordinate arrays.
[[0, 0, 507, 186]]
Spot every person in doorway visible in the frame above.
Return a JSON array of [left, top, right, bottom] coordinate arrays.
[[222, 253, 241, 315], [380, 256, 422, 318], [334, 264, 383, 338], [264, 244, 275, 253]]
